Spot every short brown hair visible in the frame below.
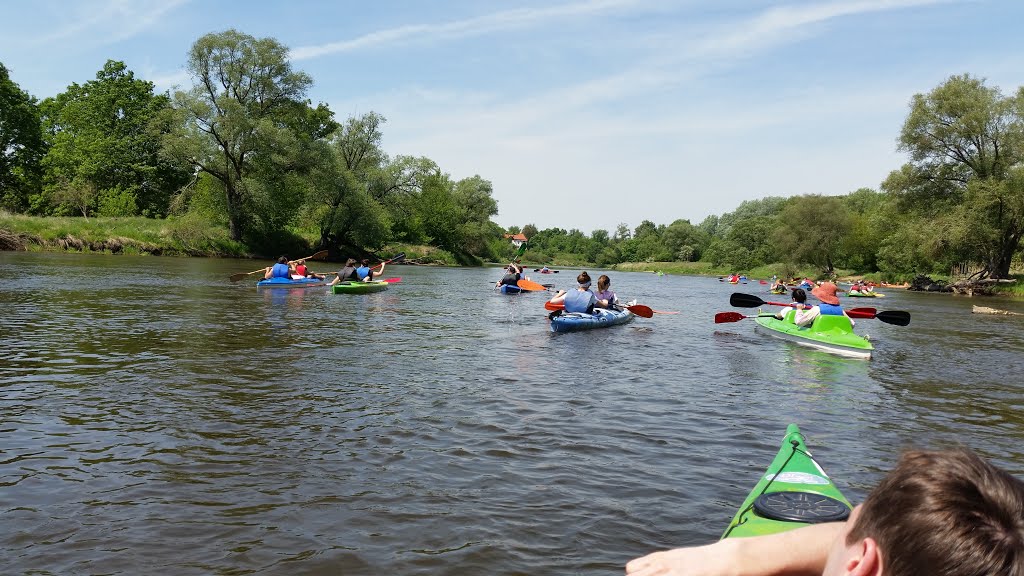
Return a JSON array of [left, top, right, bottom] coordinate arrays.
[[847, 448, 1024, 576]]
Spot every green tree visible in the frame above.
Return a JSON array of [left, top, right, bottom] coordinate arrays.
[[39, 60, 187, 217], [0, 62, 44, 212], [164, 30, 315, 241], [773, 195, 851, 274], [883, 74, 1024, 278]]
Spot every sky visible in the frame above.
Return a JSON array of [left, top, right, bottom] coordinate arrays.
[[2, 0, 1023, 235]]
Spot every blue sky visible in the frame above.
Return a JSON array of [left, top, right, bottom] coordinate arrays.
[[2, 0, 1022, 234]]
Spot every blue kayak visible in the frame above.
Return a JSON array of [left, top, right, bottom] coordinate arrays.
[[256, 277, 327, 288], [499, 284, 528, 294], [549, 308, 634, 333]]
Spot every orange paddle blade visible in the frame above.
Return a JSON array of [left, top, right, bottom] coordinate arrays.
[[516, 279, 548, 291]]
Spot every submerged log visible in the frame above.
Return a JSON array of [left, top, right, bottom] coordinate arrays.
[[972, 305, 1022, 316]]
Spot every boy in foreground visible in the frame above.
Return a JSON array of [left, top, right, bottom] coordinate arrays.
[[626, 448, 1024, 575]]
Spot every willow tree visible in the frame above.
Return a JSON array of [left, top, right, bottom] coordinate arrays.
[[164, 30, 315, 241], [0, 62, 44, 212], [882, 74, 1024, 278]]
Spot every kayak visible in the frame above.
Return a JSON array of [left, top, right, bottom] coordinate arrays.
[[770, 287, 788, 295], [549, 307, 633, 333], [331, 281, 389, 294], [498, 284, 531, 294], [754, 312, 873, 359], [847, 291, 882, 298], [722, 424, 852, 540], [256, 277, 327, 288]]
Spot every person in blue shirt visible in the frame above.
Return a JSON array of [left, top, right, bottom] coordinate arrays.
[[549, 271, 597, 314], [355, 258, 386, 282], [263, 256, 294, 279]]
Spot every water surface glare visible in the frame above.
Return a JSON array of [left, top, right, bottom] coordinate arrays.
[[2, 252, 1023, 574]]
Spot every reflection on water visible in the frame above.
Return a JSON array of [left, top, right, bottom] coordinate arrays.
[[2, 252, 1023, 574]]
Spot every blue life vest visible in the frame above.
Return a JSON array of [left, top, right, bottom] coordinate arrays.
[[564, 289, 596, 313], [271, 262, 291, 278], [819, 303, 844, 316], [355, 266, 370, 280]]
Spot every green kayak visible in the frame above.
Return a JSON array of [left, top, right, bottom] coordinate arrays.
[[331, 281, 389, 294], [722, 424, 852, 540], [846, 291, 879, 298], [754, 312, 873, 359]]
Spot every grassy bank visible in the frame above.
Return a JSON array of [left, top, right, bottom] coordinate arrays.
[[989, 275, 1024, 297], [0, 212, 248, 257], [611, 261, 830, 280]]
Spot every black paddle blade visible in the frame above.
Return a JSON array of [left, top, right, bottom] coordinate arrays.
[[389, 252, 406, 263], [730, 293, 765, 308], [875, 310, 911, 326]]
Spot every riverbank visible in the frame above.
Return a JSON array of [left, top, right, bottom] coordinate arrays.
[[0, 212, 462, 265]]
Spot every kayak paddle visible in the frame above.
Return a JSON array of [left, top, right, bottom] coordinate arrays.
[[229, 249, 329, 282], [846, 308, 911, 326], [533, 268, 559, 273], [715, 312, 776, 323], [516, 279, 549, 291], [382, 277, 402, 284], [730, 293, 794, 308], [544, 300, 655, 318]]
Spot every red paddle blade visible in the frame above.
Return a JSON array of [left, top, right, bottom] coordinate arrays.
[[715, 312, 747, 323], [382, 277, 402, 283], [625, 304, 653, 318], [759, 280, 767, 284], [846, 307, 877, 319], [545, 301, 564, 311], [516, 279, 547, 291]]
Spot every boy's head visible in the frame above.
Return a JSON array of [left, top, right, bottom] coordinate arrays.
[[825, 448, 1024, 576]]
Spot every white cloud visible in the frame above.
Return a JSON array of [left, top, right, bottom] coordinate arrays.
[[36, 0, 191, 46], [291, 0, 641, 60]]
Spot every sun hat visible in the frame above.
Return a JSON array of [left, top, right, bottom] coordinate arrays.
[[811, 282, 841, 306]]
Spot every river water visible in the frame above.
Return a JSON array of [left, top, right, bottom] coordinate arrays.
[[2, 251, 1023, 575]]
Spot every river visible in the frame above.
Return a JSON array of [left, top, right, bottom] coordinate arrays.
[[2, 251, 1023, 575]]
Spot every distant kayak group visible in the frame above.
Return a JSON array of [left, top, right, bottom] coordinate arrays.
[[229, 251, 406, 293], [494, 264, 666, 333]]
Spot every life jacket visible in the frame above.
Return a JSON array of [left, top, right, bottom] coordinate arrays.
[[295, 264, 307, 276], [500, 272, 520, 286], [564, 289, 596, 313], [271, 262, 291, 278], [819, 303, 844, 316], [355, 266, 371, 280], [338, 266, 358, 281]]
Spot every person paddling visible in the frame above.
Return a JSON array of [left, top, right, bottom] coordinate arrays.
[[549, 271, 597, 315], [264, 256, 294, 280], [327, 258, 360, 287], [496, 263, 524, 288], [773, 287, 809, 321], [356, 258, 386, 282], [794, 282, 848, 327]]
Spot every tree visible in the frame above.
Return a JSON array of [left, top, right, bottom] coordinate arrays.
[[39, 60, 187, 217], [164, 30, 315, 241], [882, 74, 1024, 278], [0, 62, 44, 212], [773, 195, 851, 274]]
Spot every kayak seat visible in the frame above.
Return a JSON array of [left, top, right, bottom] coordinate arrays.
[[753, 491, 851, 524], [810, 314, 855, 333]]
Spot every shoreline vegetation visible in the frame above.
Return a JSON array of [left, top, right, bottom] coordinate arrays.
[[4, 40, 1024, 297], [4, 214, 1021, 298]]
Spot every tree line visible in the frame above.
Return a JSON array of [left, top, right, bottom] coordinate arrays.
[[1, 30, 1022, 278]]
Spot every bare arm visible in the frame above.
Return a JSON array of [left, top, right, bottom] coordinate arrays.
[[626, 522, 844, 576]]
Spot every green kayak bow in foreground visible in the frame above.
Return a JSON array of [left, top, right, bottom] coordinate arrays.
[[722, 424, 852, 540]]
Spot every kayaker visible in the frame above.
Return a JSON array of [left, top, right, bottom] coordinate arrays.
[[264, 256, 294, 280], [625, 447, 1024, 576], [496, 263, 524, 288], [593, 274, 619, 309], [326, 258, 360, 287], [549, 271, 596, 314], [773, 287, 809, 321], [356, 258, 386, 282], [794, 282, 846, 327]]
